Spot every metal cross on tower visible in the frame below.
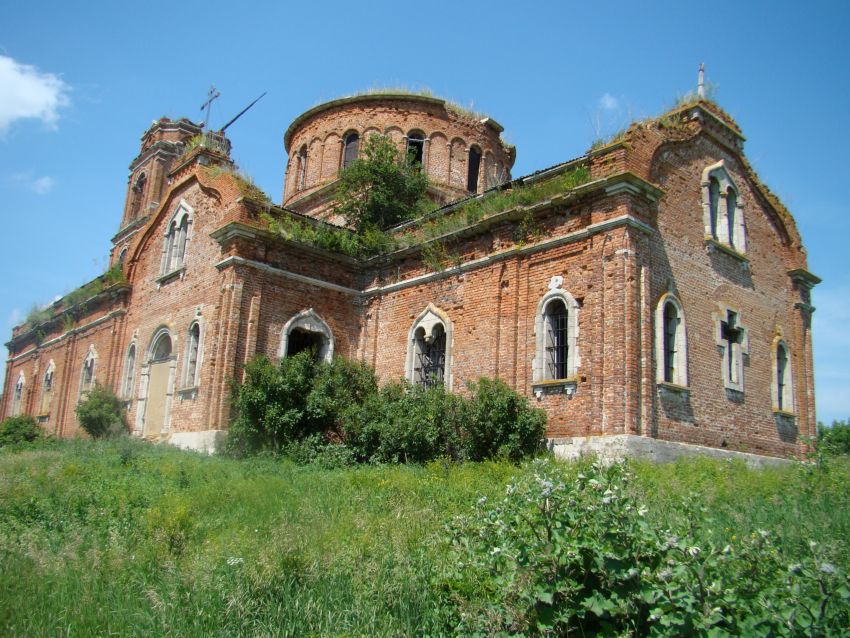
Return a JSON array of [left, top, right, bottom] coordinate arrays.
[[200, 86, 221, 130]]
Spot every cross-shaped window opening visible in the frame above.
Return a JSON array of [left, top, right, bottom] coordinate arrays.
[[720, 310, 743, 385]]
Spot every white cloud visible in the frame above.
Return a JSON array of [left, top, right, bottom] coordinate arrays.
[[0, 55, 70, 134], [9, 171, 56, 195], [599, 93, 619, 111]]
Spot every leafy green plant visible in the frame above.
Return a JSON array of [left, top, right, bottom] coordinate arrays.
[[818, 419, 850, 457], [442, 458, 850, 636], [334, 133, 429, 232], [0, 415, 43, 447], [75, 383, 127, 439]]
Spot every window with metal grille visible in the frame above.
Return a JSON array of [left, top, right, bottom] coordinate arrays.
[[414, 324, 446, 388], [467, 146, 481, 193], [342, 133, 359, 169], [544, 299, 569, 380]]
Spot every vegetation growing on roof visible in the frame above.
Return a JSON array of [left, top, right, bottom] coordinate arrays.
[[332, 86, 492, 123], [21, 264, 128, 332]]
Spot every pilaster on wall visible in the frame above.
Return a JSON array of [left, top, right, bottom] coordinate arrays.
[[210, 267, 245, 430]]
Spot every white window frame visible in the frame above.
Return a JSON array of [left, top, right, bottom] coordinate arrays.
[[713, 305, 748, 393], [40, 361, 56, 415], [160, 200, 193, 276], [122, 343, 137, 399], [11, 372, 25, 416], [701, 161, 746, 253], [182, 321, 204, 388], [654, 293, 688, 387], [78, 346, 98, 401], [772, 337, 794, 414], [405, 304, 453, 390], [532, 287, 580, 384]]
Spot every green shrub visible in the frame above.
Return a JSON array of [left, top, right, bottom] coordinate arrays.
[[227, 354, 545, 465], [819, 419, 850, 456], [462, 377, 546, 461], [0, 415, 43, 446], [443, 458, 850, 636], [75, 383, 126, 439]]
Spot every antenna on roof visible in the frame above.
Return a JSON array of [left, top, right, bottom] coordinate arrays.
[[221, 92, 267, 133], [697, 63, 705, 99]]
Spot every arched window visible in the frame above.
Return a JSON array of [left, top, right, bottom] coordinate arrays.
[[129, 172, 146, 220], [40, 362, 55, 415], [79, 348, 97, 401], [122, 344, 136, 399], [280, 309, 334, 363], [774, 340, 793, 413], [406, 132, 425, 168], [655, 295, 688, 386], [702, 162, 746, 253], [533, 289, 580, 384], [708, 178, 720, 240], [184, 322, 201, 387], [407, 305, 452, 389], [118, 247, 128, 266], [467, 146, 482, 193], [342, 132, 359, 170], [161, 202, 192, 275], [297, 146, 308, 190], [151, 332, 172, 362], [11, 373, 25, 416]]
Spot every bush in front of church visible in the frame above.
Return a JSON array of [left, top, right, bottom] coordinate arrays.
[[75, 383, 127, 439]]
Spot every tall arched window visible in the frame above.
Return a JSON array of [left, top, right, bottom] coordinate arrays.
[[122, 344, 136, 399], [406, 132, 425, 168], [533, 289, 580, 384], [342, 132, 359, 170], [161, 202, 193, 275], [467, 146, 482, 193], [655, 295, 688, 387], [11, 373, 25, 416], [406, 305, 452, 389], [702, 162, 746, 253], [708, 177, 720, 240], [79, 348, 97, 401], [774, 340, 793, 413], [297, 146, 308, 190], [184, 322, 201, 387], [40, 362, 55, 415]]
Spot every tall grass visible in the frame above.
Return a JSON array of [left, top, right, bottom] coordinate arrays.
[[1, 439, 847, 636]]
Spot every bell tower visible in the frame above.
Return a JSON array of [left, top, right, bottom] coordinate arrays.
[[111, 117, 203, 266]]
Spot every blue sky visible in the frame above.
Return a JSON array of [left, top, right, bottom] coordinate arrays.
[[1, 1, 848, 422]]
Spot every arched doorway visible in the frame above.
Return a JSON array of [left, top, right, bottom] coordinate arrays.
[[280, 309, 334, 363], [142, 329, 175, 438]]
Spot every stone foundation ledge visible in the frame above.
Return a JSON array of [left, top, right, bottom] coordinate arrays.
[[548, 434, 793, 468], [164, 430, 226, 455]]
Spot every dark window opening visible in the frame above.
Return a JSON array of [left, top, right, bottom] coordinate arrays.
[[467, 147, 482, 193], [151, 334, 172, 362], [544, 299, 569, 380], [776, 345, 788, 410], [129, 173, 147, 220], [342, 133, 359, 169], [708, 177, 720, 239], [297, 146, 308, 190], [407, 133, 425, 168], [414, 324, 446, 388], [726, 188, 738, 249], [286, 328, 324, 360]]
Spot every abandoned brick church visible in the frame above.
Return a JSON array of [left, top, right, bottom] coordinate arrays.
[[1, 87, 820, 460]]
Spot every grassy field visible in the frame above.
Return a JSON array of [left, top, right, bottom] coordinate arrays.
[[1, 439, 848, 636]]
